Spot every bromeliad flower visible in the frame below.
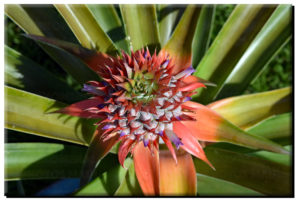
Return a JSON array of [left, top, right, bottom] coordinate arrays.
[[21, 5, 289, 196], [56, 48, 215, 194], [35, 42, 286, 195], [5, 4, 292, 196]]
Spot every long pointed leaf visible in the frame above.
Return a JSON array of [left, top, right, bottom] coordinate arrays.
[[75, 158, 132, 196], [193, 5, 277, 104], [161, 5, 201, 73], [180, 101, 288, 154], [114, 161, 143, 196], [5, 143, 85, 180], [216, 5, 292, 99], [80, 126, 119, 186], [209, 113, 292, 154], [159, 150, 197, 196], [192, 5, 215, 67], [87, 4, 129, 52], [133, 142, 159, 196], [5, 143, 119, 181], [196, 174, 262, 196], [5, 5, 99, 84], [54, 4, 118, 54], [5, 45, 85, 104], [249, 145, 291, 166], [24, 34, 100, 84], [194, 147, 291, 196], [208, 87, 291, 129], [246, 113, 292, 143], [157, 5, 182, 46], [120, 4, 160, 52], [5, 86, 95, 146], [5, 4, 78, 43]]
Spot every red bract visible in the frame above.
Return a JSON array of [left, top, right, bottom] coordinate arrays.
[[57, 47, 215, 194]]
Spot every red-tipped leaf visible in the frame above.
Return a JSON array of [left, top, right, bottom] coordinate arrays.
[[159, 150, 196, 196], [80, 125, 119, 186], [181, 101, 289, 154], [118, 139, 134, 168], [133, 142, 160, 196], [160, 5, 201, 74], [55, 98, 104, 118], [173, 121, 214, 169]]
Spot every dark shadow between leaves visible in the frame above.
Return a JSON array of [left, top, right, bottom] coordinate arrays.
[[20, 144, 86, 182], [5, 48, 87, 104]]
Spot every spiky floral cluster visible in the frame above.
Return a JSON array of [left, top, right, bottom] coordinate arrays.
[[82, 49, 204, 151]]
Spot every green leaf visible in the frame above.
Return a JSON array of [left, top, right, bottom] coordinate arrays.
[[80, 127, 119, 187], [209, 113, 292, 154], [5, 86, 95, 146], [196, 174, 262, 196], [5, 143, 85, 180], [120, 4, 160, 52], [5, 45, 85, 104], [194, 147, 291, 196], [192, 5, 215, 67], [161, 5, 201, 73], [5, 4, 78, 43], [114, 161, 143, 196], [246, 113, 292, 143], [75, 159, 132, 196], [216, 5, 292, 99], [193, 5, 277, 104], [24, 34, 101, 84], [5, 5, 100, 84], [87, 4, 129, 52], [5, 143, 119, 181], [54, 4, 118, 54], [251, 145, 291, 167], [157, 5, 182, 46], [208, 87, 291, 129]]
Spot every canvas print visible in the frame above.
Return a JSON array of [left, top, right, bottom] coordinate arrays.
[[4, 4, 293, 197]]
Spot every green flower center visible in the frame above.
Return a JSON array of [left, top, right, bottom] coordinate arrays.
[[125, 70, 158, 104]]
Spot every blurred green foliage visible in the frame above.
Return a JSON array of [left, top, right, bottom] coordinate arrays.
[[5, 5, 292, 96]]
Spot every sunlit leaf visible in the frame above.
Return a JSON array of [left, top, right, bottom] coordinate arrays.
[[208, 87, 291, 129], [120, 4, 160, 52], [54, 4, 118, 54], [217, 5, 292, 99], [5, 86, 95, 146], [157, 4, 183, 46], [193, 5, 277, 103], [246, 113, 292, 143], [161, 5, 201, 73], [192, 5, 215, 67], [209, 113, 292, 154], [87, 4, 129, 52]]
